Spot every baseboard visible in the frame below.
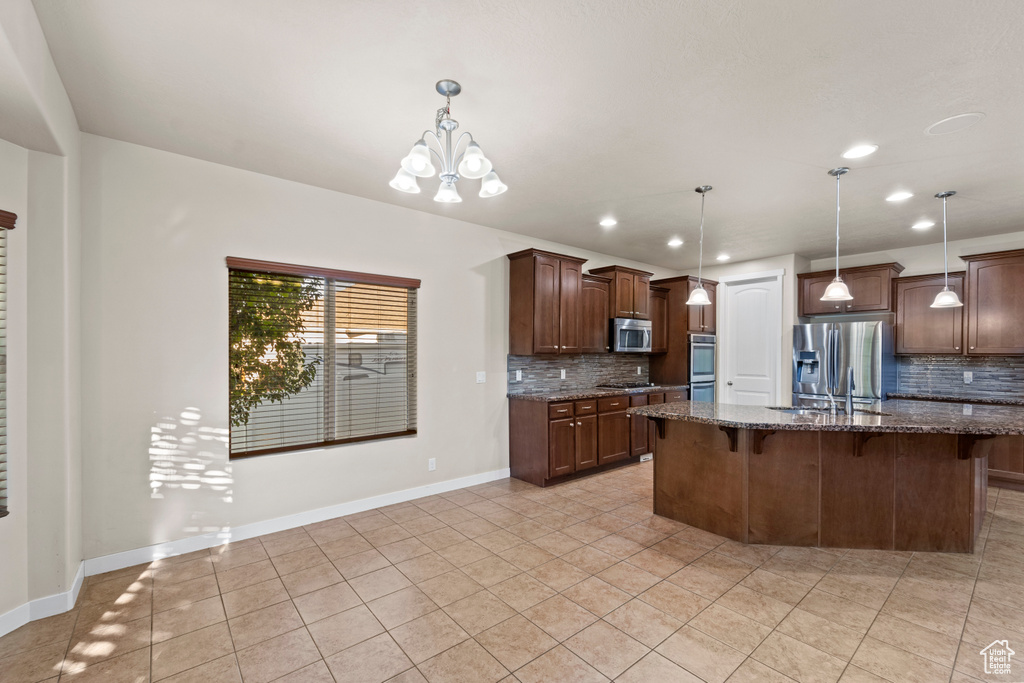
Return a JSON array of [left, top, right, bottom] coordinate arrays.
[[0, 561, 84, 639], [84, 467, 512, 577]]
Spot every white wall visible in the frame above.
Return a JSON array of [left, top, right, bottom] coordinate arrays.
[[79, 133, 677, 559]]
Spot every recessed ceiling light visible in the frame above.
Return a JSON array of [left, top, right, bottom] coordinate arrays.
[[716, 254, 730, 261], [667, 237, 683, 247], [842, 144, 878, 159], [912, 220, 935, 230], [599, 217, 617, 228], [926, 112, 985, 136], [886, 191, 914, 202]]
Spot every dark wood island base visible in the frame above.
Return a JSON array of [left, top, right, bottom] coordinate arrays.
[[652, 420, 989, 553]]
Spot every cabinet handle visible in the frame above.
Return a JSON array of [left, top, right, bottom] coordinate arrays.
[[581, 405, 592, 409], [955, 347, 960, 350], [610, 402, 620, 406], [971, 346, 975, 350], [835, 305, 841, 309], [570, 421, 575, 427], [556, 409, 568, 413]]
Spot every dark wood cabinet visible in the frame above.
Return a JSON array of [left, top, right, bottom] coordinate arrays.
[[798, 263, 904, 317], [581, 274, 611, 353], [650, 286, 668, 354], [989, 435, 1024, 486], [647, 393, 664, 455], [549, 418, 575, 478], [686, 281, 716, 333], [649, 276, 717, 385], [575, 414, 598, 471], [508, 248, 587, 355], [895, 273, 965, 355], [963, 249, 1024, 355], [598, 411, 630, 464], [588, 266, 654, 320], [629, 394, 649, 457]]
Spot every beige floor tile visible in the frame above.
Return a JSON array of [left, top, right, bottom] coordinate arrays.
[[63, 613, 150, 670], [760, 555, 830, 586], [488, 573, 555, 612], [395, 553, 456, 584], [417, 527, 472, 551], [151, 622, 234, 681], [271, 546, 330, 577], [151, 596, 225, 644], [563, 620, 649, 679], [638, 581, 711, 622], [879, 592, 966, 639], [460, 556, 521, 588], [434, 540, 494, 567], [851, 636, 953, 683], [689, 551, 757, 582], [443, 590, 516, 635], [377, 538, 433, 564], [604, 598, 682, 649], [320, 534, 375, 562], [799, 588, 878, 633], [345, 512, 393, 533], [716, 584, 794, 628], [292, 581, 361, 624], [624, 548, 688, 579], [689, 603, 772, 655], [366, 586, 439, 630], [210, 543, 269, 572], [214, 559, 278, 594], [475, 614, 558, 671], [80, 575, 151, 607], [160, 654, 241, 683], [0, 641, 70, 683], [228, 600, 304, 650], [617, 651, 703, 683], [590, 533, 645, 560], [306, 520, 357, 545], [752, 631, 847, 683], [968, 595, 1024, 633], [561, 546, 619, 575], [416, 570, 484, 608], [961, 614, 1024, 656], [561, 522, 613, 544], [418, 638, 508, 683], [837, 665, 889, 682], [562, 577, 631, 617], [235, 628, 322, 683], [475, 530, 525, 554], [152, 557, 215, 586], [530, 531, 585, 556], [281, 562, 343, 598], [388, 610, 469, 664], [435, 508, 482, 528], [348, 566, 414, 602], [363, 525, 415, 549], [595, 561, 660, 596], [152, 574, 219, 614], [401, 516, 449, 537], [261, 531, 317, 557], [0, 611, 79, 660], [616, 523, 669, 548], [272, 660, 336, 683], [307, 604, 385, 657], [59, 646, 151, 683], [867, 613, 958, 667], [513, 645, 608, 683], [450, 517, 500, 539], [498, 543, 557, 571], [656, 625, 746, 683], [778, 608, 864, 661], [221, 577, 290, 619], [528, 558, 590, 592], [324, 633, 413, 683], [522, 595, 599, 642], [740, 567, 813, 605], [333, 549, 393, 580], [650, 536, 708, 564]]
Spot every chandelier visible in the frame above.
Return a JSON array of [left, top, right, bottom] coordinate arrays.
[[389, 80, 507, 203]]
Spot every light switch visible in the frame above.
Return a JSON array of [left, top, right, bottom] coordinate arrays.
[[476, 371, 486, 384]]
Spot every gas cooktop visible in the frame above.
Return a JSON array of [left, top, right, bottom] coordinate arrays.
[[596, 382, 656, 389]]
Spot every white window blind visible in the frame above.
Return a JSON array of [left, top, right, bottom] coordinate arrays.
[[227, 258, 419, 458], [0, 210, 15, 519]]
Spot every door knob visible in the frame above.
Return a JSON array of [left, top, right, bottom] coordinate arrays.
[[727, 381, 733, 386]]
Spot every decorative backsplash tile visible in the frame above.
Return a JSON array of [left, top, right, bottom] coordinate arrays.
[[897, 355, 1024, 399], [507, 354, 650, 394]]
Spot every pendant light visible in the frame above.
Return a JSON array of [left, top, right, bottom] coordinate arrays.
[[686, 186, 713, 306], [821, 167, 854, 301], [931, 191, 964, 308]]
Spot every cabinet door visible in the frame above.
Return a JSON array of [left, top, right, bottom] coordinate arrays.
[[968, 256, 1024, 354], [598, 411, 630, 464], [549, 418, 576, 478], [895, 275, 964, 354], [614, 272, 636, 318], [647, 393, 664, 455], [575, 415, 598, 471], [846, 268, 893, 313], [581, 278, 611, 353], [633, 276, 651, 319], [559, 259, 583, 353], [988, 435, 1024, 476], [533, 255, 561, 354], [702, 283, 717, 332], [650, 290, 668, 353], [800, 274, 845, 316], [629, 395, 649, 456], [686, 281, 703, 333]]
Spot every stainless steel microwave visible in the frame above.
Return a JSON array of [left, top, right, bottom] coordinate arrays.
[[611, 318, 652, 353]]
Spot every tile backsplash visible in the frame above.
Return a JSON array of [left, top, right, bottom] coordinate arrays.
[[507, 354, 650, 394], [897, 355, 1024, 399]]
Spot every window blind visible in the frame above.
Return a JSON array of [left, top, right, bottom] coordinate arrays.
[[0, 210, 15, 519], [227, 258, 419, 458]]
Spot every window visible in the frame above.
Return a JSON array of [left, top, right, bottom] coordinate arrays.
[[0, 209, 15, 518], [227, 257, 419, 458]]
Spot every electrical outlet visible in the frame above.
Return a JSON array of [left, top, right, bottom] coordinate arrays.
[[964, 371, 973, 384], [515, 370, 522, 381], [428, 458, 436, 471], [476, 371, 486, 384], [963, 404, 973, 416], [637, 366, 642, 375], [560, 369, 566, 380], [640, 454, 653, 462]]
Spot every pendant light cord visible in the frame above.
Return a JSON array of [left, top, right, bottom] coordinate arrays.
[[834, 172, 841, 279], [942, 195, 949, 289], [697, 191, 705, 286]]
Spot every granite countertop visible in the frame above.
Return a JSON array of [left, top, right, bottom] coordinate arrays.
[[628, 399, 1024, 435], [887, 392, 1024, 407], [508, 384, 689, 402]]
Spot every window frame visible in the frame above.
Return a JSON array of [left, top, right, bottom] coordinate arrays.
[[226, 257, 420, 460]]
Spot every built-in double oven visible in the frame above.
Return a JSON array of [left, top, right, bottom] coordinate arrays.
[[689, 333, 716, 402]]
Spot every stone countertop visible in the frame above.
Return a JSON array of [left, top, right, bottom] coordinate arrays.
[[508, 384, 689, 402], [887, 392, 1024, 407], [628, 400, 1024, 435]]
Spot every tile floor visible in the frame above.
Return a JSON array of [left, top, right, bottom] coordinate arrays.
[[2, 461, 1023, 683]]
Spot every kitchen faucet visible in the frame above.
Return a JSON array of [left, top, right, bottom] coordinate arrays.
[[845, 367, 855, 415]]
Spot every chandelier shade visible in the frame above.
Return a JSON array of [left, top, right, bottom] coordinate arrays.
[[479, 170, 507, 198], [457, 142, 492, 179], [389, 168, 421, 194], [434, 181, 462, 203], [400, 140, 436, 178], [685, 285, 712, 306]]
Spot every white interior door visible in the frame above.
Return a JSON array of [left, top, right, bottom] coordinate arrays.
[[718, 272, 782, 405]]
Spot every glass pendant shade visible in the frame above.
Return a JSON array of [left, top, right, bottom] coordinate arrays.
[[388, 168, 421, 193], [457, 142, 492, 179], [478, 170, 507, 198], [433, 181, 462, 203], [685, 285, 712, 306], [401, 140, 436, 178], [821, 277, 854, 301], [930, 286, 963, 308]]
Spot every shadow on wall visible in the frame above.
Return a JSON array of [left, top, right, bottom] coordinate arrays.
[[148, 406, 233, 541]]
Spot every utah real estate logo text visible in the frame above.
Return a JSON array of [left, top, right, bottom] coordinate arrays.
[[980, 640, 1015, 676]]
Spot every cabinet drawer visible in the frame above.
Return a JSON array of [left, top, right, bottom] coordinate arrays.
[[648, 393, 665, 404], [598, 396, 628, 412], [548, 402, 574, 419], [574, 400, 598, 416], [664, 391, 686, 402]]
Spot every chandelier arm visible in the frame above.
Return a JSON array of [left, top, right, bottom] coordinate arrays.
[[422, 130, 448, 169], [452, 132, 474, 168]]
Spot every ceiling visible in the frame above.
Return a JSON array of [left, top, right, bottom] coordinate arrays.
[[30, 0, 1024, 269]]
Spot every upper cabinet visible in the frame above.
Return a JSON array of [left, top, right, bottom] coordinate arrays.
[[581, 274, 612, 353], [650, 286, 669, 354], [648, 275, 717, 385], [895, 273, 965, 355], [686, 280, 716, 333], [963, 249, 1024, 355], [508, 248, 586, 355], [798, 263, 904, 317], [588, 266, 653, 319]]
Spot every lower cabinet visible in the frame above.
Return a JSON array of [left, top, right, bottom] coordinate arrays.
[[630, 394, 649, 457], [597, 396, 630, 465], [549, 418, 576, 478], [647, 393, 664, 456], [989, 435, 1024, 486], [575, 414, 598, 470]]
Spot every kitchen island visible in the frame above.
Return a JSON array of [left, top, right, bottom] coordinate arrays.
[[627, 400, 1024, 553]]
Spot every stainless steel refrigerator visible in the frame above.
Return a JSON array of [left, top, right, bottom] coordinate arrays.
[[792, 322, 895, 407]]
